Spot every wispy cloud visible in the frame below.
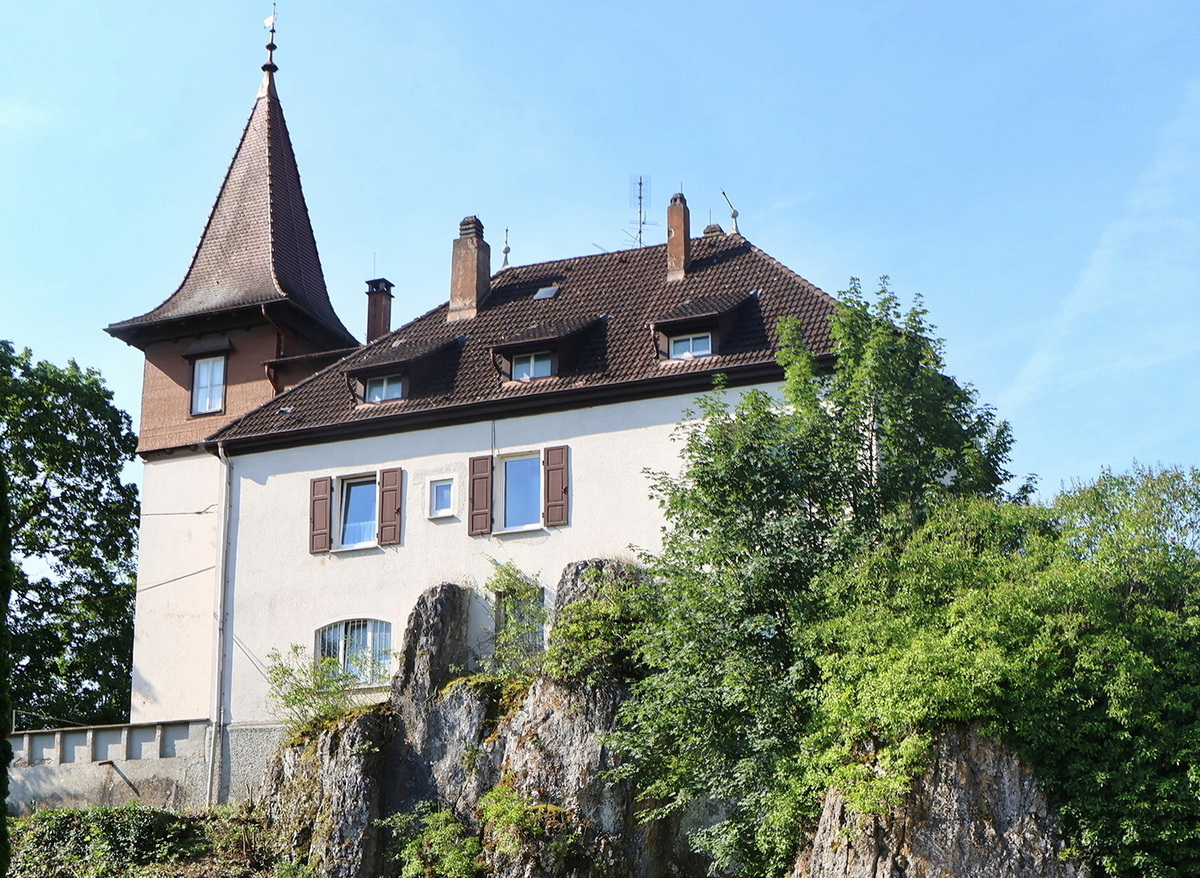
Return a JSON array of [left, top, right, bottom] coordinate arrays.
[[0, 101, 47, 132], [999, 80, 1200, 414]]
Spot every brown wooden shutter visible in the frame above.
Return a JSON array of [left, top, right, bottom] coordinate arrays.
[[543, 445, 569, 527], [377, 467, 403, 546], [468, 455, 493, 535], [309, 476, 332, 553]]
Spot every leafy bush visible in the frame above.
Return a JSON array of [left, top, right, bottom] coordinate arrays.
[[265, 644, 359, 743], [9, 803, 202, 877], [478, 783, 577, 858], [543, 567, 648, 686], [379, 802, 482, 878]]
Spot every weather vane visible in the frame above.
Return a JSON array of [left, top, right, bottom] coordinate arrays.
[[263, 4, 278, 72]]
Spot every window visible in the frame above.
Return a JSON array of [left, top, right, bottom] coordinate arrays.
[[339, 477, 377, 547], [669, 333, 712, 359], [511, 351, 552, 381], [364, 374, 404, 402], [191, 355, 226, 414], [501, 454, 541, 528], [429, 477, 454, 518], [468, 446, 569, 535], [317, 619, 392, 686]]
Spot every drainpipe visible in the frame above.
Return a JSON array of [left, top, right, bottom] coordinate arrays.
[[206, 440, 233, 805]]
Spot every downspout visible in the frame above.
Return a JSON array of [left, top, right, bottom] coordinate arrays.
[[206, 439, 233, 805]]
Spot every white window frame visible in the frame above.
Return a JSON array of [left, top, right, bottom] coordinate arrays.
[[669, 332, 713, 360], [364, 374, 405, 402], [316, 618, 392, 687], [336, 475, 377, 549], [496, 452, 542, 532], [191, 355, 226, 415], [511, 351, 553, 381], [428, 476, 455, 519]]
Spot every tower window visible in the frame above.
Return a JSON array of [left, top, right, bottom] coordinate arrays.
[[191, 355, 226, 415]]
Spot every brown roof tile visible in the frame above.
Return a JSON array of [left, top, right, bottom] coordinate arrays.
[[107, 72, 355, 347], [212, 233, 838, 449]]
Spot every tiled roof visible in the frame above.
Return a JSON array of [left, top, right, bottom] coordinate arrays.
[[212, 232, 838, 448], [107, 71, 355, 346]]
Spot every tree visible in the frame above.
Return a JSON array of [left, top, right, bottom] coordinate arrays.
[[609, 280, 1018, 873], [0, 341, 138, 728], [1, 452, 15, 874]]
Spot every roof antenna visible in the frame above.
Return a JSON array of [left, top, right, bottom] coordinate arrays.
[[721, 190, 739, 235], [627, 175, 658, 247], [262, 4, 278, 73], [501, 228, 511, 269]]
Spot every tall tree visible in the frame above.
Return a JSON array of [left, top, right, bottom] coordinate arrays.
[[0, 445, 14, 875], [612, 280, 1017, 872], [0, 341, 138, 728]]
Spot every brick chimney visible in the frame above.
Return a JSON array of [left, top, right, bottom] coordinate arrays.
[[449, 216, 491, 322], [666, 193, 691, 282], [365, 278, 394, 342]]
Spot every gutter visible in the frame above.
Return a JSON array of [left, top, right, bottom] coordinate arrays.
[[205, 439, 233, 805], [211, 353, 837, 456]]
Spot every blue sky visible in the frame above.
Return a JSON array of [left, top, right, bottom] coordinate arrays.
[[4, 1, 1200, 496]]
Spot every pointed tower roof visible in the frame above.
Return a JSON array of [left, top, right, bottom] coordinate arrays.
[[108, 61, 356, 349]]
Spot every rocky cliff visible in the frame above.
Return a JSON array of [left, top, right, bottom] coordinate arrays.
[[261, 561, 1086, 878]]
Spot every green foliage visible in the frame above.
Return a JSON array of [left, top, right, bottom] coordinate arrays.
[[612, 280, 1016, 874], [0, 455, 13, 874], [265, 644, 359, 744], [9, 803, 202, 877], [478, 783, 578, 859], [543, 566, 648, 687], [0, 341, 139, 728], [380, 802, 482, 878], [9, 803, 285, 877], [485, 561, 545, 678], [272, 863, 319, 878], [814, 467, 1200, 877]]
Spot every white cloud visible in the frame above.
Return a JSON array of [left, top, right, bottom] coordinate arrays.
[[999, 79, 1200, 414], [0, 100, 47, 131]]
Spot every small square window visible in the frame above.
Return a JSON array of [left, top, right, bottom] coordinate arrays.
[[365, 375, 404, 402], [512, 351, 552, 381], [429, 478, 454, 518], [339, 477, 377, 547], [191, 355, 226, 414], [669, 333, 712, 360]]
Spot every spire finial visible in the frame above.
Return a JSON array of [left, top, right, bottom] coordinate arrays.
[[262, 4, 279, 73], [501, 228, 511, 268]]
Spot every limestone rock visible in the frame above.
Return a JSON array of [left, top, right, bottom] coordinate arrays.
[[792, 726, 1088, 878]]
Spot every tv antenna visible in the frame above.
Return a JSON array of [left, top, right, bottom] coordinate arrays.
[[721, 189, 740, 235], [625, 175, 658, 247]]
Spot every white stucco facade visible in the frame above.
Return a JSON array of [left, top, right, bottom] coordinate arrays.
[[217, 389, 741, 725], [130, 452, 223, 723]]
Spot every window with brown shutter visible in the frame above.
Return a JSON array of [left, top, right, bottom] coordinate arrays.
[[310, 476, 332, 553], [377, 467, 403, 546], [468, 455, 493, 535], [543, 445, 569, 527]]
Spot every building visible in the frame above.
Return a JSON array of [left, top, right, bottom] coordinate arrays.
[[10, 48, 839, 807]]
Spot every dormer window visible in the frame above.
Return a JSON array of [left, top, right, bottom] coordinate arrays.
[[512, 351, 553, 381], [191, 355, 226, 415], [364, 375, 405, 402], [669, 333, 713, 360]]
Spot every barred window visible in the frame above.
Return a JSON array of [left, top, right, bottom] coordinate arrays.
[[316, 619, 392, 686]]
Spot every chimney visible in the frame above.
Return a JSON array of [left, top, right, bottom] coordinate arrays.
[[666, 193, 691, 281], [449, 216, 491, 322], [365, 278, 394, 343]]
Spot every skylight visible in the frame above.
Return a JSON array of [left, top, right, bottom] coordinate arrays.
[[533, 285, 559, 300]]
